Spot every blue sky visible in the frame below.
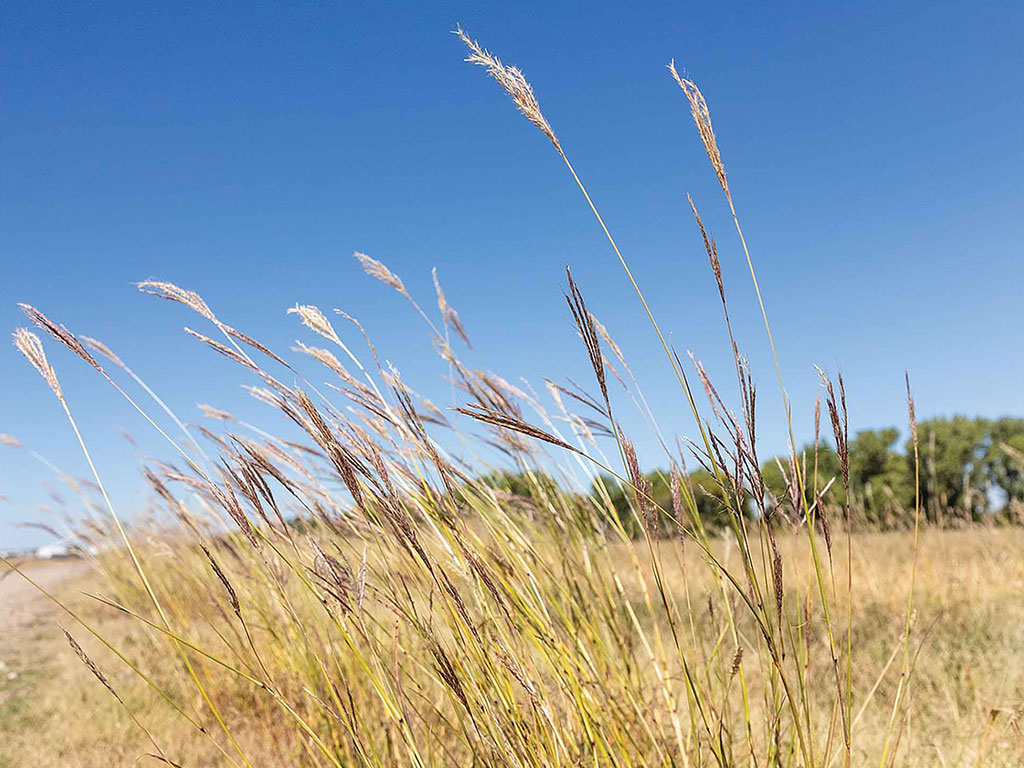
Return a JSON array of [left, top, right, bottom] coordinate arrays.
[[2, 1, 1022, 549]]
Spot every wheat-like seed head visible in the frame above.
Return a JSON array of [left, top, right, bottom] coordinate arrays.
[[905, 373, 918, 448], [668, 62, 729, 198], [13, 328, 63, 400], [432, 268, 472, 348], [0, 433, 22, 447], [293, 341, 358, 386], [19, 304, 105, 375], [138, 281, 216, 322], [588, 313, 627, 370], [729, 645, 743, 678], [80, 336, 126, 368], [197, 403, 234, 421], [622, 436, 655, 532], [456, 25, 561, 153], [288, 304, 342, 346], [199, 543, 241, 617], [184, 327, 256, 370], [354, 252, 408, 297], [62, 627, 124, 704]]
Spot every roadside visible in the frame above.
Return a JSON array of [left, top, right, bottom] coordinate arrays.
[[0, 558, 90, 768], [0, 557, 88, 633]]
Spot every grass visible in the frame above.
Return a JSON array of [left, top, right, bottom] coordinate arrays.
[[3, 28, 1023, 768], [3, 530, 1022, 766]]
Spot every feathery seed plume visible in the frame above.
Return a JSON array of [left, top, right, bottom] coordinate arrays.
[[14, 328, 63, 400], [589, 313, 626, 370], [668, 62, 729, 198], [432, 268, 472, 348], [456, 25, 560, 152], [19, 304, 105, 375], [184, 328, 257, 370], [63, 628, 124, 704], [288, 304, 343, 346], [198, 403, 235, 421], [138, 281, 216, 322], [294, 341, 358, 385], [80, 336, 126, 368], [354, 252, 409, 298]]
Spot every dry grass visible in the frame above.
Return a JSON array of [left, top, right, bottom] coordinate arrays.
[[3, 28, 1023, 768], [3, 530, 1022, 767]]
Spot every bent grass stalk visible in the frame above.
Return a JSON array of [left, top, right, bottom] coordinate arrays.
[[3, 37, 948, 768], [13, 327, 253, 768]]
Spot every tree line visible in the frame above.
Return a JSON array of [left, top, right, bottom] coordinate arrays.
[[592, 416, 1024, 532], [475, 416, 1023, 533], [763, 415, 1024, 526]]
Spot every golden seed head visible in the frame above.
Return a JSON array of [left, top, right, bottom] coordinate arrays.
[[355, 252, 408, 297], [80, 336, 125, 369], [669, 62, 729, 198], [138, 280, 216, 322], [13, 328, 63, 401], [288, 304, 342, 346], [456, 25, 561, 152], [197, 403, 234, 421]]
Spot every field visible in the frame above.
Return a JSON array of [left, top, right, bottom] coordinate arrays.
[[3, 28, 1023, 768], [2, 529, 1022, 767]]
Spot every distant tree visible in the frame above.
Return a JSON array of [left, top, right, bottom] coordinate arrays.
[[592, 468, 739, 537], [849, 428, 914, 522], [584, 416, 1024, 534], [911, 416, 990, 520], [761, 443, 843, 513], [981, 417, 1024, 505], [478, 469, 558, 500]]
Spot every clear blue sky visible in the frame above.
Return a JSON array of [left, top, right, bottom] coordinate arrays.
[[3, 1, 1022, 549]]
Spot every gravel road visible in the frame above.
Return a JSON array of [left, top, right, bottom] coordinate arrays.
[[0, 558, 88, 639]]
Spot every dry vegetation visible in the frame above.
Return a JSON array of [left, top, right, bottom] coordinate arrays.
[[3, 530, 1022, 767], [3, 29, 1023, 768]]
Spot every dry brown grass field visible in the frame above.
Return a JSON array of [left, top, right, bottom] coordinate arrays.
[[3, 28, 1023, 768], [2, 529, 1022, 767]]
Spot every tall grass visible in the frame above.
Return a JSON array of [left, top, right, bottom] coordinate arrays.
[[5, 30, 1000, 767]]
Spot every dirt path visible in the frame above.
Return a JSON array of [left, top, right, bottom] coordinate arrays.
[[0, 558, 88, 640], [0, 559, 91, 767]]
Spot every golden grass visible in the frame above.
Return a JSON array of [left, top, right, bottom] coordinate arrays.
[[4, 27, 1023, 768], [3, 529, 1022, 767]]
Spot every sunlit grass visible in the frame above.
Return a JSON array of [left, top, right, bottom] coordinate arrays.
[[3, 29, 1022, 768]]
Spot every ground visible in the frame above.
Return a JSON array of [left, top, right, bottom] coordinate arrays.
[[0, 559, 89, 768], [1, 530, 1023, 766]]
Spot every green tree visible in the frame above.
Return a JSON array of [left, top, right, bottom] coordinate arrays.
[[981, 417, 1024, 505], [761, 443, 843, 513], [756, 417, 1024, 527], [478, 469, 559, 500], [849, 428, 914, 523], [592, 468, 738, 537], [912, 416, 990, 520]]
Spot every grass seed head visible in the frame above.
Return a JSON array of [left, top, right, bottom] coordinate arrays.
[[138, 280, 216, 322], [13, 328, 63, 400], [669, 62, 729, 198], [62, 628, 124, 705], [288, 304, 342, 346], [456, 25, 561, 153], [355, 252, 409, 298], [80, 335, 126, 368]]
